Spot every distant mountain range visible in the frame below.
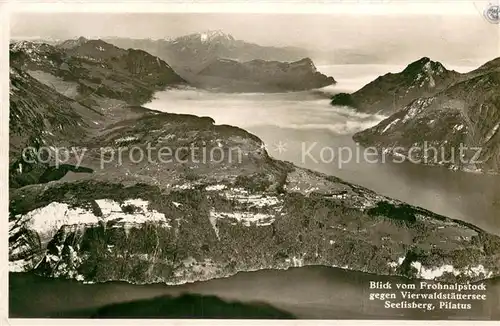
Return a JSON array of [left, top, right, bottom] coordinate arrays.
[[102, 31, 405, 72], [12, 34, 335, 94], [103, 31, 335, 92], [103, 31, 311, 74], [14, 32, 491, 67]]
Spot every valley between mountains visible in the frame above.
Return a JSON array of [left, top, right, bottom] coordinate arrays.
[[8, 32, 500, 287]]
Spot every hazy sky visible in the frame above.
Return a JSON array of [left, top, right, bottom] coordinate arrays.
[[10, 8, 500, 64]]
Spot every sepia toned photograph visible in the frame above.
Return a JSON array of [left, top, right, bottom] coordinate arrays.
[[5, 1, 500, 321]]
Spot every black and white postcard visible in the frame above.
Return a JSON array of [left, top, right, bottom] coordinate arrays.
[[4, 0, 500, 322]]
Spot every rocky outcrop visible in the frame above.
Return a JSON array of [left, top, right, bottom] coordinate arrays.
[[195, 57, 335, 92], [8, 108, 500, 285], [353, 57, 500, 174], [331, 57, 461, 114]]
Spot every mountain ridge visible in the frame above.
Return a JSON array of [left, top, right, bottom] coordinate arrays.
[[193, 57, 336, 92], [10, 39, 186, 106], [331, 56, 462, 115], [353, 56, 500, 174], [102, 32, 312, 75]]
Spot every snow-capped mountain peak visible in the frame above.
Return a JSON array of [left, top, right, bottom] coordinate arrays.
[[171, 30, 235, 45], [198, 30, 234, 43], [57, 36, 89, 49]]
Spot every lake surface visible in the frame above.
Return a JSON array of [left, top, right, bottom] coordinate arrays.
[[146, 64, 500, 236], [10, 267, 500, 319]]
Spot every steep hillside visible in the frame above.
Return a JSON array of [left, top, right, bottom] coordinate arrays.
[[9, 67, 104, 188], [9, 67, 102, 150]]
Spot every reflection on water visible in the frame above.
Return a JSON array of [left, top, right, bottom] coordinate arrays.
[[10, 267, 500, 319]]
